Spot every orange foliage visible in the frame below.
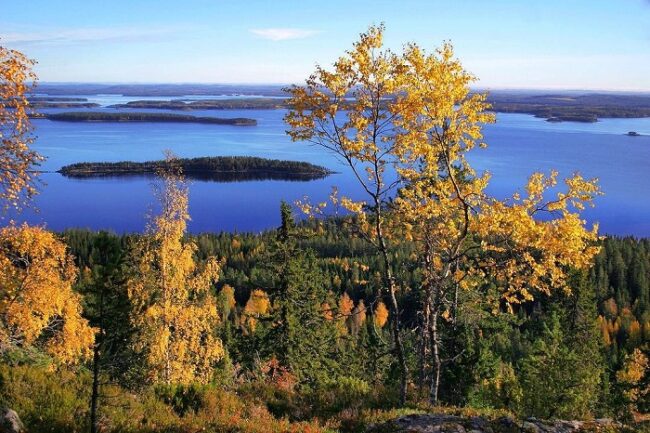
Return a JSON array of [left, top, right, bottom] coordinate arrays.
[[321, 302, 334, 321], [259, 357, 297, 392], [629, 320, 642, 343], [338, 292, 354, 317], [336, 293, 354, 335], [374, 301, 389, 328]]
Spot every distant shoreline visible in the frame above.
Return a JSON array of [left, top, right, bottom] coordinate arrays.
[[31, 111, 257, 126], [22, 86, 650, 123], [108, 97, 650, 123]]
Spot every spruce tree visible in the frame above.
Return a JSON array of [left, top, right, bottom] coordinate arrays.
[[262, 202, 339, 387]]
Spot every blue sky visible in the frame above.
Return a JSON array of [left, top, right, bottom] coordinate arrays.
[[1, 0, 649, 90]]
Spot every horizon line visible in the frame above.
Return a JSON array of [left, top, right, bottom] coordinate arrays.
[[32, 81, 650, 94]]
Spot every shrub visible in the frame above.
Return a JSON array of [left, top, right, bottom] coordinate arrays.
[[0, 364, 90, 433]]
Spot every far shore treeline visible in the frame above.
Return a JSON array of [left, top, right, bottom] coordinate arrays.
[[107, 93, 650, 123], [32, 111, 257, 126], [16, 87, 650, 123]]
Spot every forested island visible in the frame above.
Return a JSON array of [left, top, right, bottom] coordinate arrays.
[[26, 96, 101, 109], [29, 96, 89, 102], [58, 156, 333, 181], [2, 96, 100, 109], [32, 102, 101, 108], [39, 111, 257, 125]]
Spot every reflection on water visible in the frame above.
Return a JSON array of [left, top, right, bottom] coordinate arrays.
[[61, 171, 331, 182], [7, 107, 650, 235]]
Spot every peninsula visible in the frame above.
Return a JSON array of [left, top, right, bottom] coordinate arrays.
[[487, 92, 650, 122], [58, 156, 334, 182]]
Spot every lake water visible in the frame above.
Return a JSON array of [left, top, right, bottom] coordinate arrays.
[[6, 98, 650, 236]]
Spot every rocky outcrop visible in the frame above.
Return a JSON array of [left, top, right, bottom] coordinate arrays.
[[367, 413, 625, 433], [0, 408, 25, 433]]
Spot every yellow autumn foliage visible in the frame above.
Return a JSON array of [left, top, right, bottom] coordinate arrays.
[[128, 157, 223, 385], [0, 45, 44, 211], [390, 39, 601, 310], [616, 348, 649, 408], [285, 27, 601, 405], [0, 224, 94, 363], [243, 289, 271, 332], [287, 25, 601, 313], [219, 284, 237, 321]]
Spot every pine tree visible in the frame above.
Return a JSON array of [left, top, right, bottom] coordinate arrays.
[[79, 231, 134, 433], [519, 272, 604, 419]]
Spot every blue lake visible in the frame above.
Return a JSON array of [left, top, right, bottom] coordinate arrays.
[[7, 100, 650, 236]]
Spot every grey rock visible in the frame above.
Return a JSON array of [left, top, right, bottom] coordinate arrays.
[[367, 413, 625, 433], [0, 408, 25, 433]]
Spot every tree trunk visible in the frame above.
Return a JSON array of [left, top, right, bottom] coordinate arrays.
[[418, 280, 433, 397], [388, 277, 408, 405], [90, 342, 100, 433], [90, 286, 105, 433], [375, 203, 409, 405], [429, 309, 442, 404], [418, 306, 429, 394], [165, 347, 171, 385]]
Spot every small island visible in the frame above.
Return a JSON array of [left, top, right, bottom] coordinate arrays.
[[544, 114, 598, 123], [32, 102, 101, 109], [58, 156, 334, 182], [29, 96, 90, 102], [26, 96, 101, 109], [627, 131, 641, 137], [42, 111, 257, 126]]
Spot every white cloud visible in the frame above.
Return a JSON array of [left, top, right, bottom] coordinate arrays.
[[249, 28, 319, 41], [1, 26, 182, 46]]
